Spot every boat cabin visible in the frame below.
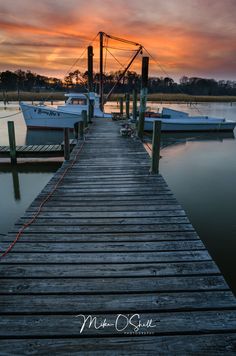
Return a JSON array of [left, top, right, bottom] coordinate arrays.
[[64, 92, 100, 109]]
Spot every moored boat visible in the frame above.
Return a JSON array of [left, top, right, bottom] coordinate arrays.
[[143, 108, 236, 132], [20, 92, 112, 129]]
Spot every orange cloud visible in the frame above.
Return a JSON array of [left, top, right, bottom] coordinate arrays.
[[0, 0, 236, 81]]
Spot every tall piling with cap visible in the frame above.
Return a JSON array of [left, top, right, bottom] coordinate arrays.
[[138, 56, 149, 139], [99, 32, 104, 111], [88, 45, 94, 123]]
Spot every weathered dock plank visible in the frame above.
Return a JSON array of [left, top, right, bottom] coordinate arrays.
[[1, 117, 236, 355], [0, 140, 77, 159], [0, 334, 235, 355]]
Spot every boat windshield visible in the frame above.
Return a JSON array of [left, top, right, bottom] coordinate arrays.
[[69, 98, 87, 105]]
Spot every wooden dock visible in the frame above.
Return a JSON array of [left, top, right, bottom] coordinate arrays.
[[0, 140, 77, 160], [1, 118, 236, 354]]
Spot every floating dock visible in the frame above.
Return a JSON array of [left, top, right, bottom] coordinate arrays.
[[0, 140, 77, 160], [0, 118, 236, 354]]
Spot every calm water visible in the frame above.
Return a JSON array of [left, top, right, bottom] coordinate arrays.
[[0, 101, 236, 294]]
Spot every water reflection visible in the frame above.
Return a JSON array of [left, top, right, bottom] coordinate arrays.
[[26, 129, 64, 145], [25, 128, 75, 145], [161, 131, 235, 149], [11, 168, 21, 200], [0, 162, 60, 203], [144, 131, 235, 150], [0, 163, 59, 234]]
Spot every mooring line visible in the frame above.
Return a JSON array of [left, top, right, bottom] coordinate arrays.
[[0, 138, 86, 258]]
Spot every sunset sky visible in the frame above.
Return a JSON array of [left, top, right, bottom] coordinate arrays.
[[0, 0, 236, 81]]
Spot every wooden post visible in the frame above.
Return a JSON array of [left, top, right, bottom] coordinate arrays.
[[74, 122, 79, 139], [119, 97, 124, 115], [88, 46, 93, 92], [88, 45, 94, 124], [63, 128, 70, 161], [125, 93, 130, 119], [7, 121, 17, 164], [132, 89, 137, 121], [138, 57, 149, 139], [79, 121, 84, 139], [82, 110, 88, 128], [138, 110, 145, 136], [99, 31, 104, 110], [88, 100, 93, 123], [151, 120, 162, 174]]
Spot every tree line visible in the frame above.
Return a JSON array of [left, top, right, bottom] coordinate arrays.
[[1, 69, 236, 96]]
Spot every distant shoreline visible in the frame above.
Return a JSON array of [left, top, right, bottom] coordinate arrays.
[[1, 91, 236, 103]]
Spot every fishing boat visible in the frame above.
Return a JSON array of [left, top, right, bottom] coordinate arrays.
[[143, 108, 236, 132], [20, 31, 236, 132], [20, 32, 141, 129], [20, 92, 111, 129]]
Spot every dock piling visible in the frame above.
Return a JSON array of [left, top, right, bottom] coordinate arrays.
[[74, 122, 79, 139], [88, 101, 94, 123], [151, 120, 162, 174], [63, 128, 70, 161], [82, 110, 88, 128], [88, 45, 94, 124], [125, 93, 130, 119], [132, 89, 137, 122], [7, 121, 17, 164], [119, 97, 124, 116], [138, 56, 149, 139], [79, 121, 84, 139]]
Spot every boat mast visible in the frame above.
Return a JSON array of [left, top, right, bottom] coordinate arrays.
[[99, 31, 104, 110]]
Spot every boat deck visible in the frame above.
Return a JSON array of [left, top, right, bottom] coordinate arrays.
[[0, 118, 236, 354]]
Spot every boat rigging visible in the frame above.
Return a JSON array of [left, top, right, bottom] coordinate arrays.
[[98, 31, 143, 108]]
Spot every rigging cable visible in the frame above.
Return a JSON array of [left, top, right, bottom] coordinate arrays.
[[143, 46, 204, 116], [65, 33, 99, 76], [105, 47, 125, 69]]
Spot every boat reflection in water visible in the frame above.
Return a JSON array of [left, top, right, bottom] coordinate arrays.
[[25, 129, 74, 145], [160, 131, 235, 149]]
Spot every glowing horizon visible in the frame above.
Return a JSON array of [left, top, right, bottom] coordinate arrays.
[[0, 0, 236, 82]]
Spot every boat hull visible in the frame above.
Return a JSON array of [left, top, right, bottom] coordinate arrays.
[[144, 118, 236, 132], [20, 102, 112, 129], [20, 103, 82, 129]]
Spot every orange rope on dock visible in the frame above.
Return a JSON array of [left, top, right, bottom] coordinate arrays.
[[0, 140, 86, 258], [144, 141, 152, 152]]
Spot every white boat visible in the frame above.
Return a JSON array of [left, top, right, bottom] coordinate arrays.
[[144, 108, 236, 132], [20, 92, 111, 129]]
